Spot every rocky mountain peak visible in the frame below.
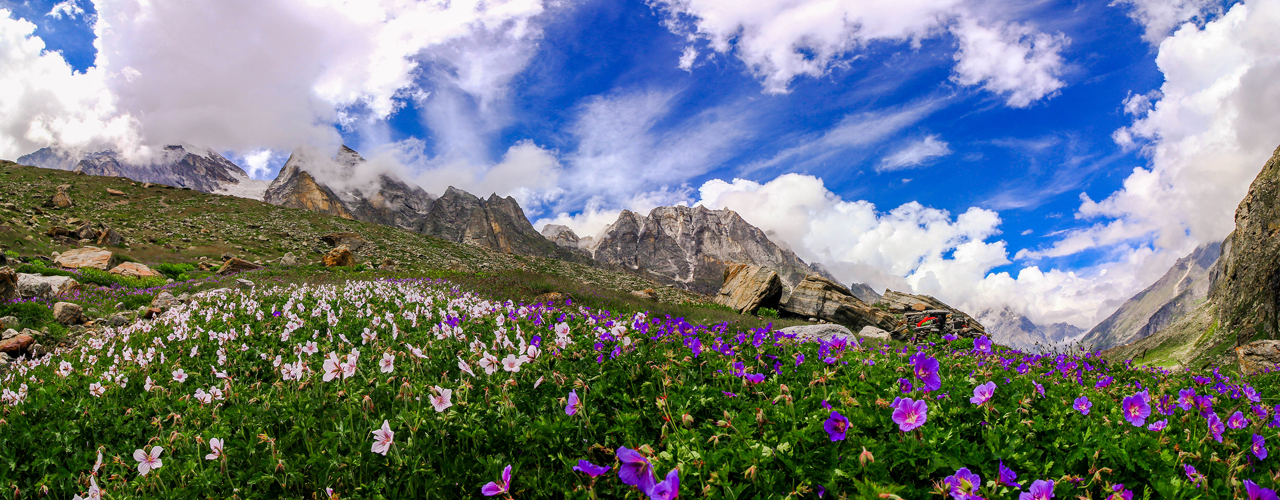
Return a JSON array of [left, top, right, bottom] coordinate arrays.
[[17, 145, 253, 195], [1210, 144, 1280, 345]]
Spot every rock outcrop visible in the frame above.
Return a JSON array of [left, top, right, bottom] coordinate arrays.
[[1209, 145, 1280, 345], [419, 187, 565, 257], [54, 247, 119, 270], [590, 205, 826, 294], [19, 145, 254, 194], [53, 302, 82, 325], [541, 224, 582, 249], [779, 324, 854, 342], [848, 282, 882, 304], [321, 232, 367, 253], [713, 263, 782, 314], [780, 275, 899, 332], [323, 245, 356, 267], [0, 267, 17, 301], [264, 151, 354, 219], [1237, 340, 1280, 376], [880, 290, 986, 335], [217, 258, 262, 275], [1083, 241, 1220, 351]]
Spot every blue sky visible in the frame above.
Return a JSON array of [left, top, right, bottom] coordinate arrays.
[[2, 0, 1277, 329]]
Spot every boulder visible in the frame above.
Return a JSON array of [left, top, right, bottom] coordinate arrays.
[[713, 263, 782, 314], [779, 324, 854, 342], [321, 232, 367, 252], [74, 223, 98, 241], [54, 247, 120, 270], [105, 313, 129, 327], [46, 226, 70, 237], [780, 275, 899, 333], [280, 252, 299, 266], [630, 289, 658, 301], [858, 326, 892, 339], [323, 245, 356, 267], [217, 257, 263, 275], [1237, 340, 1280, 376], [53, 302, 83, 325], [106, 188, 125, 196], [0, 333, 34, 356], [97, 227, 124, 246], [151, 291, 180, 310], [236, 278, 255, 290], [0, 267, 16, 301], [880, 290, 986, 335], [17, 274, 81, 297], [0, 317, 18, 330], [51, 185, 73, 208], [1, 328, 16, 340], [15, 275, 52, 299], [109, 262, 162, 278]]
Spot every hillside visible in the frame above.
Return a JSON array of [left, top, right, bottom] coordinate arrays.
[[1083, 241, 1220, 351]]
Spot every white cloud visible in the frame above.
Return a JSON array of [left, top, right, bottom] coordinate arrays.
[[1112, 0, 1222, 45], [47, 0, 85, 20], [950, 17, 1068, 108], [1, 0, 547, 161], [878, 134, 951, 171], [678, 46, 698, 71], [238, 149, 283, 180]]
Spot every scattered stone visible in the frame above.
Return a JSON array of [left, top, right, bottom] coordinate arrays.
[[151, 291, 181, 310], [46, 226, 70, 237], [0, 317, 18, 330], [217, 257, 263, 275], [109, 262, 162, 278], [713, 263, 782, 314], [323, 245, 356, 267], [15, 275, 52, 299], [54, 246, 120, 270], [236, 278, 255, 290], [780, 275, 899, 332], [1, 329, 16, 341], [858, 326, 892, 340], [321, 232, 367, 252], [1237, 340, 1280, 376], [630, 289, 658, 301], [106, 313, 129, 327], [106, 188, 125, 196], [53, 302, 83, 325], [97, 227, 123, 246], [51, 185, 73, 208], [143, 307, 163, 319], [280, 252, 298, 266], [0, 267, 16, 301], [534, 292, 567, 304], [447, 261, 472, 273], [378, 258, 395, 271], [778, 324, 854, 342], [74, 223, 97, 241], [0, 333, 34, 356], [221, 252, 236, 262]]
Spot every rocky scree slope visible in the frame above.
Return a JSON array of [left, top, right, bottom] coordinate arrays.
[[1083, 241, 1220, 351]]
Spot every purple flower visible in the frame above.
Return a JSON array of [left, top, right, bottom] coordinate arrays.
[[795, 353, 804, 366], [898, 378, 914, 394], [744, 372, 766, 384], [721, 391, 736, 397], [617, 446, 657, 494], [1194, 395, 1214, 415], [1228, 411, 1250, 429], [821, 399, 832, 409], [892, 398, 929, 432], [1147, 419, 1168, 431], [1245, 479, 1280, 500], [970, 381, 996, 406], [1019, 480, 1054, 500], [1183, 464, 1205, 488], [1032, 381, 1044, 397], [1073, 396, 1092, 415], [911, 354, 942, 392], [481, 465, 512, 496], [648, 468, 680, 500], [973, 336, 993, 355], [1207, 412, 1225, 443], [998, 460, 1020, 488], [566, 390, 581, 416], [824, 411, 850, 441], [1121, 393, 1151, 427], [1095, 376, 1113, 388], [943, 468, 982, 499], [1254, 434, 1269, 460], [574, 459, 611, 477], [1245, 385, 1262, 403]]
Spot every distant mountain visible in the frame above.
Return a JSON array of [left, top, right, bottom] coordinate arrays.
[[263, 150, 354, 219], [1082, 241, 1220, 351], [586, 205, 832, 294], [18, 145, 262, 196], [977, 306, 1083, 352], [848, 282, 881, 304]]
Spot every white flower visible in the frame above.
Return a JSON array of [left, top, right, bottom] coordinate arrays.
[[133, 446, 163, 476], [555, 322, 570, 336], [172, 368, 188, 384], [194, 388, 212, 404], [209, 387, 224, 400], [144, 376, 157, 392], [322, 353, 342, 382], [525, 345, 540, 359], [302, 341, 319, 355], [379, 352, 395, 374], [534, 376, 544, 388], [205, 438, 224, 460], [371, 420, 394, 456], [88, 383, 106, 398], [56, 361, 73, 378], [457, 357, 475, 377], [72, 475, 101, 500], [479, 352, 499, 375], [501, 354, 524, 373], [430, 386, 453, 413]]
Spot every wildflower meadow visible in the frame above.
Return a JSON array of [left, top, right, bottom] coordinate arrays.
[[1, 277, 1278, 499]]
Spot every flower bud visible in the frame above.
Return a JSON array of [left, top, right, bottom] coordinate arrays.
[[682, 413, 694, 427]]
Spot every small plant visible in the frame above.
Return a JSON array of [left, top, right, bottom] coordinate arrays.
[[153, 262, 195, 281], [757, 307, 779, 318], [3, 250, 17, 259], [0, 301, 53, 329]]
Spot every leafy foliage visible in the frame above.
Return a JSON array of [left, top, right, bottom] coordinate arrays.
[[153, 262, 195, 281]]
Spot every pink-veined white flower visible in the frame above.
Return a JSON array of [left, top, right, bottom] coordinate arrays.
[[322, 353, 342, 382], [371, 420, 394, 455], [362, 328, 377, 345], [379, 352, 395, 373], [56, 361, 73, 377], [555, 322, 570, 336], [501, 354, 526, 373], [133, 446, 163, 476], [302, 341, 319, 355], [534, 376, 544, 388], [210, 387, 225, 400], [144, 376, 157, 392], [205, 438, 224, 460], [92, 450, 103, 473], [525, 345, 540, 359], [89, 382, 106, 398], [172, 368, 188, 384], [458, 357, 475, 377], [189, 346, 199, 357], [194, 388, 213, 404], [71, 476, 100, 500], [479, 352, 499, 375], [430, 386, 453, 412]]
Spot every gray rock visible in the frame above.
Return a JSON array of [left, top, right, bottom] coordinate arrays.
[[15, 274, 53, 299], [236, 278, 255, 290], [779, 324, 854, 342], [541, 224, 582, 249], [1238, 340, 1280, 376], [880, 290, 986, 335], [858, 326, 892, 339], [151, 291, 180, 310], [713, 263, 782, 314], [781, 275, 899, 332], [0, 267, 15, 301], [1, 329, 17, 340], [419, 186, 562, 257], [106, 313, 129, 327], [320, 232, 368, 253], [53, 302, 82, 325], [280, 252, 298, 266], [0, 316, 18, 330]]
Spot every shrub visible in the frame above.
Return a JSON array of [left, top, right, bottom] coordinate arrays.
[[0, 301, 53, 329], [3, 250, 17, 259], [153, 262, 195, 281], [13, 264, 74, 278], [757, 307, 779, 318], [77, 268, 168, 289]]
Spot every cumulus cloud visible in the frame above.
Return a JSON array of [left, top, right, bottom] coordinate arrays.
[[1113, 0, 1222, 45], [46, 0, 85, 20], [1, 0, 547, 162], [950, 17, 1068, 108], [397, 139, 566, 213], [878, 135, 952, 171]]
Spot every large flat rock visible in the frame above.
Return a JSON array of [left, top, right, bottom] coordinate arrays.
[[781, 275, 899, 332], [713, 263, 782, 314], [54, 246, 120, 270]]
